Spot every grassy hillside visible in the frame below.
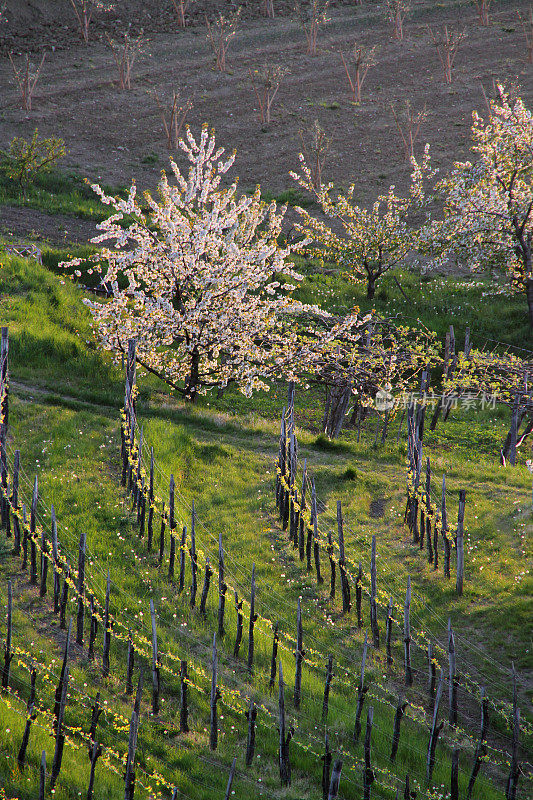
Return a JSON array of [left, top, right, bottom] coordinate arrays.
[[0, 247, 531, 800]]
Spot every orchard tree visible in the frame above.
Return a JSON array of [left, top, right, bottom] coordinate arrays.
[[438, 84, 533, 325], [65, 125, 362, 400], [291, 144, 434, 299]]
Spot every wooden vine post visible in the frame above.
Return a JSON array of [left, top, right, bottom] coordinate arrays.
[[356, 562, 363, 628], [126, 630, 134, 694], [247, 563, 257, 674], [199, 557, 213, 615], [441, 475, 451, 578], [363, 707, 374, 800], [311, 479, 323, 584], [54, 619, 71, 735], [448, 619, 458, 726], [51, 663, 69, 787], [17, 701, 37, 769], [179, 660, 189, 733], [385, 597, 394, 665], [124, 667, 143, 800], [278, 661, 293, 786], [294, 596, 304, 709], [337, 501, 351, 613], [390, 696, 408, 762], [102, 570, 111, 677], [51, 505, 60, 613], [88, 594, 98, 660], [245, 699, 257, 766], [328, 759, 343, 800], [210, 633, 221, 750], [322, 655, 333, 723], [39, 751, 46, 800], [76, 529, 86, 646], [322, 734, 332, 800], [147, 447, 154, 550], [1, 579, 13, 688], [168, 475, 176, 581], [426, 668, 444, 783], [299, 460, 307, 561], [224, 757, 237, 800], [11, 449, 20, 555], [466, 687, 488, 799], [404, 577, 412, 686], [178, 525, 186, 593], [370, 535, 379, 647], [456, 489, 466, 596], [39, 527, 48, 597], [30, 475, 38, 585], [217, 532, 227, 636], [269, 622, 279, 690], [59, 562, 69, 630], [353, 631, 368, 742], [190, 501, 198, 607], [233, 591, 243, 657], [150, 599, 160, 715]]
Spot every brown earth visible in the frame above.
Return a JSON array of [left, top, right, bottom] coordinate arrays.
[[1, 0, 533, 242]]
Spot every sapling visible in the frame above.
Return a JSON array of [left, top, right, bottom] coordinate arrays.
[[69, 0, 115, 43], [170, 0, 194, 28], [428, 25, 466, 85], [340, 43, 378, 103], [473, 0, 493, 26], [294, 0, 330, 56], [386, 0, 410, 41], [8, 52, 45, 111], [390, 100, 427, 161], [297, 120, 331, 191], [206, 9, 241, 72], [153, 90, 193, 149], [248, 64, 288, 124], [106, 29, 144, 90]]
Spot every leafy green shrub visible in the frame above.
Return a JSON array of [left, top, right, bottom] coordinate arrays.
[[0, 128, 65, 196]]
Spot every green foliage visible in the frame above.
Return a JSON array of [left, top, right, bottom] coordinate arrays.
[[0, 128, 65, 195]]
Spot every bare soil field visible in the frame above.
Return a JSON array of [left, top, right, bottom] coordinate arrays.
[[1, 0, 533, 241]]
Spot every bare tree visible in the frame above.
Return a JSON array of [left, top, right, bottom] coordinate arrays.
[[106, 29, 145, 90], [390, 101, 427, 161], [517, 7, 533, 63], [206, 9, 241, 72], [298, 120, 331, 191], [153, 90, 193, 149], [473, 0, 493, 26], [340, 43, 378, 103], [386, 1, 410, 41], [8, 52, 46, 111], [170, 0, 194, 28], [69, 0, 115, 43], [262, 0, 275, 17], [248, 65, 288, 124], [294, 0, 330, 56], [428, 25, 466, 85]]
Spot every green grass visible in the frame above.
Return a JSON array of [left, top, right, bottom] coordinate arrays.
[[0, 249, 531, 800], [0, 169, 125, 222]]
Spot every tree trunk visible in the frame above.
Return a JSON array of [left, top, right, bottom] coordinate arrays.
[[367, 275, 376, 300], [527, 277, 533, 327]]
